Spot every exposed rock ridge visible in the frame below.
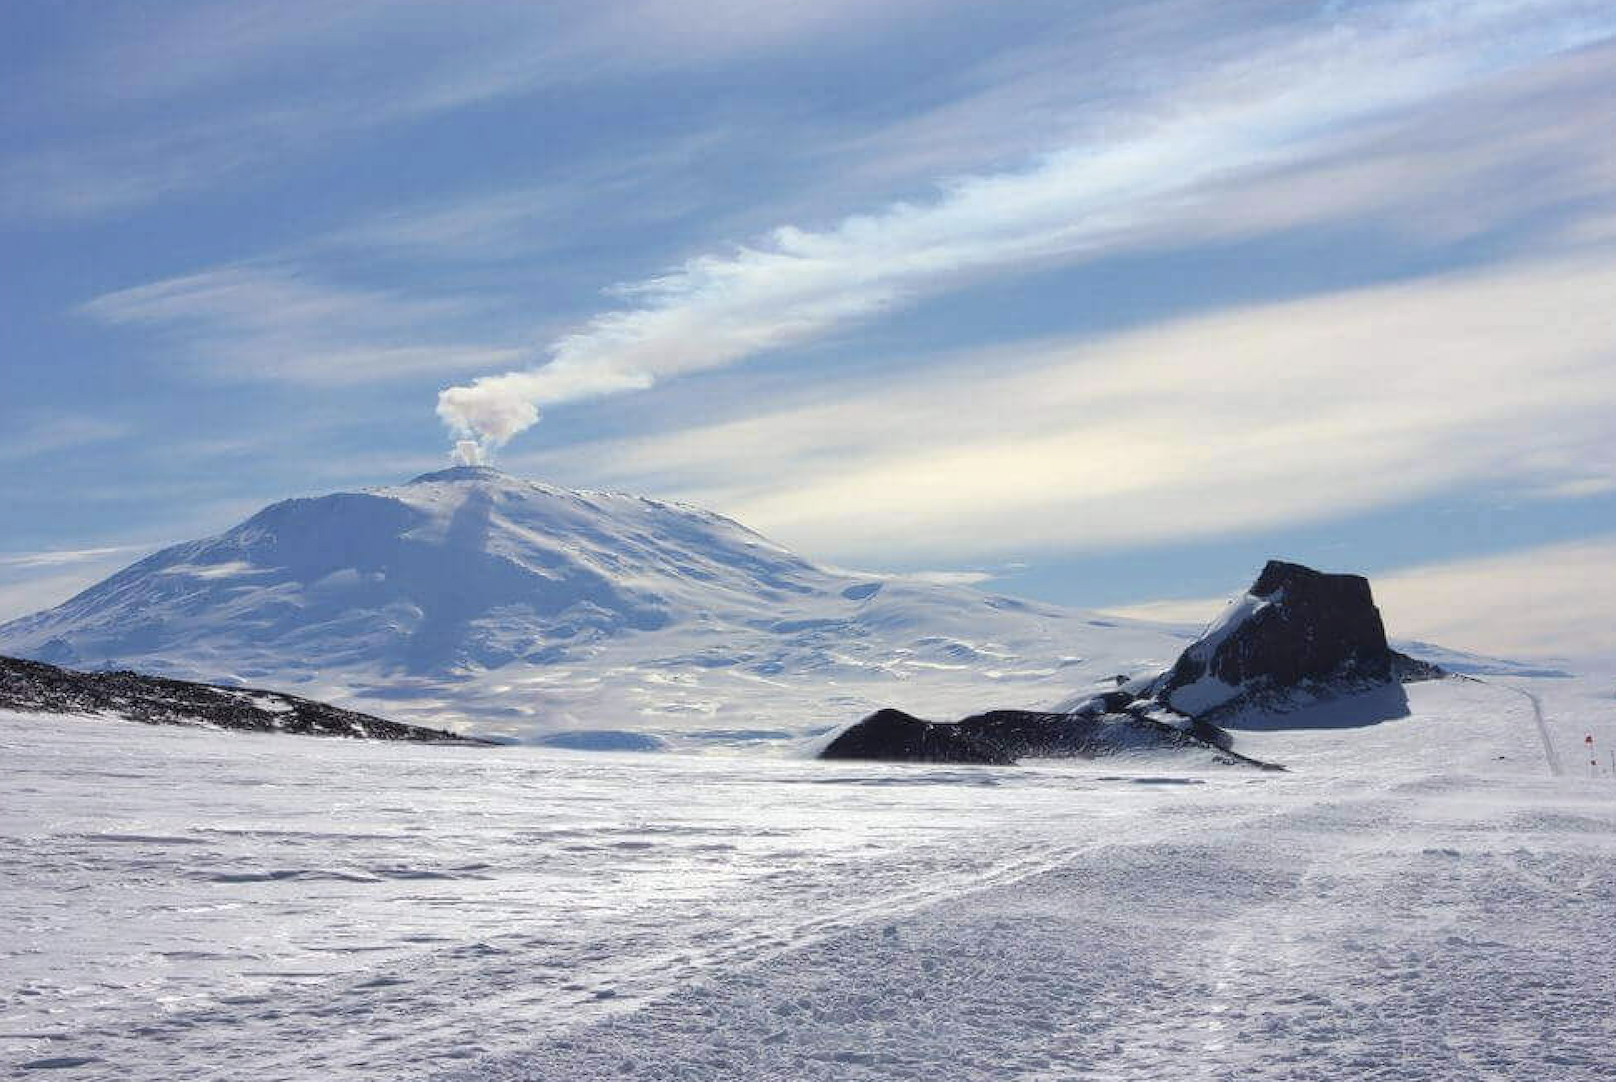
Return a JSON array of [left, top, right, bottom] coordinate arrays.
[[819, 705, 1277, 769], [1152, 560, 1441, 721], [0, 655, 489, 743], [820, 559, 1443, 767]]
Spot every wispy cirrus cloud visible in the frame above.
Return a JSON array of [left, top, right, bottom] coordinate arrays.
[[436, 2, 1616, 452], [0, 547, 151, 622], [510, 253, 1616, 560], [1, 0, 962, 219], [0, 415, 130, 463], [319, 130, 731, 263], [0, 547, 140, 570], [0, 570, 121, 624], [80, 264, 524, 386], [1371, 536, 1616, 662]]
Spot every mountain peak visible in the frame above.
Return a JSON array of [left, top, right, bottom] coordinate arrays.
[[0, 465, 840, 699], [0, 470, 1144, 741], [1154, 558, 1437, 719], [1250, 559, 1371, 602], [406, 465, 510, 485]]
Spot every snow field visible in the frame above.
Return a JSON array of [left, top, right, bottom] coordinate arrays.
[[5, 674, 1614, 1080]]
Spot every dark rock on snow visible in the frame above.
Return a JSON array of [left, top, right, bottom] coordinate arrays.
[[1153, 560, 1440, 720], [821, 559, 1442, 767], [821, 706, 1275, 769], [820, 708, 1015, 765], [0, 655, 488, 743]]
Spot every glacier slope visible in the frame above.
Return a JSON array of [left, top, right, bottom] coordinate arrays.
[[0, 467, 1189, 741]]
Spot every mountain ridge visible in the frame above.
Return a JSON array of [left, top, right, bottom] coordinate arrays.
[[0, 468, 1147, 740], [0, 471, 1530, 744], [818, 560, 1443, 766], [0, 654, 488, 742]]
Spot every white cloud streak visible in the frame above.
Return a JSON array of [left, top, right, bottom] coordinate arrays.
[[0, 570, 121, 625], [0, 547, 139, 570], [1096, 598, 1226, 628], [0, 546, 155, 623], [318, 130, 734, 263], [513, 253, 1616, 560], [437, 2, 1616, 452], [1372, 537, 1616, 662], [81, 265, 523, 385], [0, 416, 130, 463], [3, 0, 954, 219]]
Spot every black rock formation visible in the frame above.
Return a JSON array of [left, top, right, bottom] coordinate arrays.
[[1153, 559, 1441, 720], [0, 655, 490, 743], [820, 558, 1442, 767], [821, 705, 1276, 768], [819, 708, 1014, 764]]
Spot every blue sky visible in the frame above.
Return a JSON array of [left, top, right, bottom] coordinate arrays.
[[4, 0, 1616, 660]]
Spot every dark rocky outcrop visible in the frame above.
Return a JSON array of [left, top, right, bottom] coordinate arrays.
[[820, 559, 1443, 767], [819, 708, 1014, 764], [0, 655, 489, 743], [1153, 560, 1440, 720], [821, 705, 1277, 769]]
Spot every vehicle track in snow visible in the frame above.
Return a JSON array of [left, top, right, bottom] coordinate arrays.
[[4, 718, 1289, 1082], [1500, 684, 1561, 776], [452, 778, 1616, 1082], [246, 781, 1299, 1082]]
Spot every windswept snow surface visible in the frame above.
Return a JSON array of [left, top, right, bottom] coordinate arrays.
[[5, 672, 1615, 1081], [0, 469, 1187, 742]]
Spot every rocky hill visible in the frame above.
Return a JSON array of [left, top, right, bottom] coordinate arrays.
[[820, 560, 1441, 765], [0, 655, 486, 743]]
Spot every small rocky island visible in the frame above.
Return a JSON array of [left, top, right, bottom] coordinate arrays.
[[0, 655, 489, 743], [821, 560, 1443, 766]]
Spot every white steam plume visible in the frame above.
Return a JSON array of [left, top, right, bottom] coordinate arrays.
[[435, 1, 1615, 455]]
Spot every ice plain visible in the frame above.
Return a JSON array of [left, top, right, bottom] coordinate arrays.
[[5, 671, 1615, 1081]]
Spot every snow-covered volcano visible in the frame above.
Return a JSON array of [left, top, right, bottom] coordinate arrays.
[[3, 466, 834, 677], [0, 467, 1189, 740]]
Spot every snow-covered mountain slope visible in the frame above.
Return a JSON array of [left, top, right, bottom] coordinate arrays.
[[0, 467, 1190, 741]]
